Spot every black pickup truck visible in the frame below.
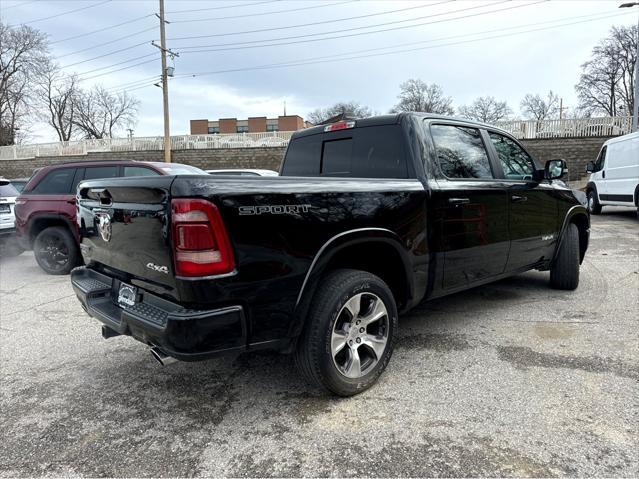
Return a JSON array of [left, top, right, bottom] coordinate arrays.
[[71, 113, 589, 395]]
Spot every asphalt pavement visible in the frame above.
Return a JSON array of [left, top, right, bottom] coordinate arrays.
[[1, 208, 637, 477]]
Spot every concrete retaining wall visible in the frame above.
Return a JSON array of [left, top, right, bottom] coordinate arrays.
[[0, 137, 610, 182], [521, 136, 610, 181], [0, 147, 286, 178]]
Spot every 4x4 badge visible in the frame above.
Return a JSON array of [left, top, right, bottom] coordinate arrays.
[[98, 214, 112, 242]]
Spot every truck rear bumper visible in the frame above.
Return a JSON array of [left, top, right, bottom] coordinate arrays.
[[71, 266, 247, 361]]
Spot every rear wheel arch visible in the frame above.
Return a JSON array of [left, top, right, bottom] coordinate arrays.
[[292, 230, 413, 339], [28, 215, 76, 246]]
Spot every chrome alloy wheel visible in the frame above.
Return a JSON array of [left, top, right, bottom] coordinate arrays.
[[330, 292, 389, 379]]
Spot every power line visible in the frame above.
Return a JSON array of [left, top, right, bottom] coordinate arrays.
[[17, 0, 111, 26], [78, 58, 159, 82], [172, 10, 633, 81], [166, 0, 279, 15], [2, 0, 37, 11], [60, 41, 152, 69], [76, 53, 158, 77], [62, 8, 636, 97], [94, 1, 541, 91], [177, 0, 536, 53], [54, 25, 157, 59], [50, 13, 154, 44], [108, 79, 161, 95], [169, 0, 355, 24], [169, 0, 456, 40], [59, 0, 420, 74], [106, 76, 161, 91]]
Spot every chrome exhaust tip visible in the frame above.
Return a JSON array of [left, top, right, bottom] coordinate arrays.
[[150, 347, 179, 366]]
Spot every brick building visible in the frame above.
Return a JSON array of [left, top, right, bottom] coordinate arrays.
[[190, 115, 312, 135]]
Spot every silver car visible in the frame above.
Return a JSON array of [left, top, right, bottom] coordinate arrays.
[[0, 179, 18, 234], [0, 179, 22, 256]]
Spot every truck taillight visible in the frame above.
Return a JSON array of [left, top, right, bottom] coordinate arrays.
[[171, 199, 235, 277]]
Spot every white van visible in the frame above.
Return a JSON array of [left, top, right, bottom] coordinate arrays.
[[586, 131, 639, 217]]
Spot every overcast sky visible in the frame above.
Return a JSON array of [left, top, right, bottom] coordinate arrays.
[[2, 0, 638, 142]]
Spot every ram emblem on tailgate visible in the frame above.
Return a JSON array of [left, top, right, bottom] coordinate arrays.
[[97, 214, 112, 242]]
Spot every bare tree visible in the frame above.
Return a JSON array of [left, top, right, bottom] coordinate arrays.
[[520, 90, 560, 120], [391, 79, 454, 115], [0, 22, 48, 145], [37, 62, 79, 141], [307, 101, 372, 124], [575, 25, 637, 117], [458, 96, 512, 123], [73, 85, 139, 139]]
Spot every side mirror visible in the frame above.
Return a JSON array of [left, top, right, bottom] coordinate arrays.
[[545, 159, 567, 180], [586, 161, 595, 173]]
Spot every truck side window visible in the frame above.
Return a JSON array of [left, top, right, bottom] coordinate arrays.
[[594, 146, 607, 172], [488, 132, 535, 180], [431, 125, 493, 179], [31, 168, 76, 194]]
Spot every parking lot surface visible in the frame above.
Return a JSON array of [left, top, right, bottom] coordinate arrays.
[[1, 209, 638, 477]]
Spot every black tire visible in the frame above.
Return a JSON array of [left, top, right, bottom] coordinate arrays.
[[587, 189, 602, 215], [550, 223, 580, 290], [33, 226, 79, 275], [294, 269, 398, 396]]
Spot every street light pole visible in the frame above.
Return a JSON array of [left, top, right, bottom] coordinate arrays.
[[620, 2, 639, 132]]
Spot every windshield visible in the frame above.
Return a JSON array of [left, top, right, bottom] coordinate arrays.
[[157, 164, 206, 175], [0, 183, 19, 197]]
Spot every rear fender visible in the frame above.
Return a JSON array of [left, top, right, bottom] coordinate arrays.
[[290, 228, 413, 340]]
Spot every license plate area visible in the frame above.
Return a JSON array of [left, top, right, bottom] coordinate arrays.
[[117, 283, 138, 309]]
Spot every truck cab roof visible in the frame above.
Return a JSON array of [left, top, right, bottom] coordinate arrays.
[[297, 113, 510, 139]]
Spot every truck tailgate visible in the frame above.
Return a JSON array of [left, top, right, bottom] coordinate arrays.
[[77, 177, 176, 288]]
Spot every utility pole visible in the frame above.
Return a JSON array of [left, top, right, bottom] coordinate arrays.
[[158, 0, 171, 162], [635, 9, 639, 132]]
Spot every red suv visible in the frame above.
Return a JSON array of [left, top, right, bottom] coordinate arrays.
[[15, 160, 205, 275]]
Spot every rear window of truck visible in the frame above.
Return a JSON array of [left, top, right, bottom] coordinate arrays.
[[281, 125, 408, 178]]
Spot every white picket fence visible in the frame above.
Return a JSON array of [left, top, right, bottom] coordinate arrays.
[[0, 117, 633, 160], [0, 131, 294, 160], [494, 116, 633, 140]]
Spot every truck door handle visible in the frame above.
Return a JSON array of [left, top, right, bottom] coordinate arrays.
[[602, 170, 605, 179], [511, 195, 527, 203], [448, 197, 470, 205]]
